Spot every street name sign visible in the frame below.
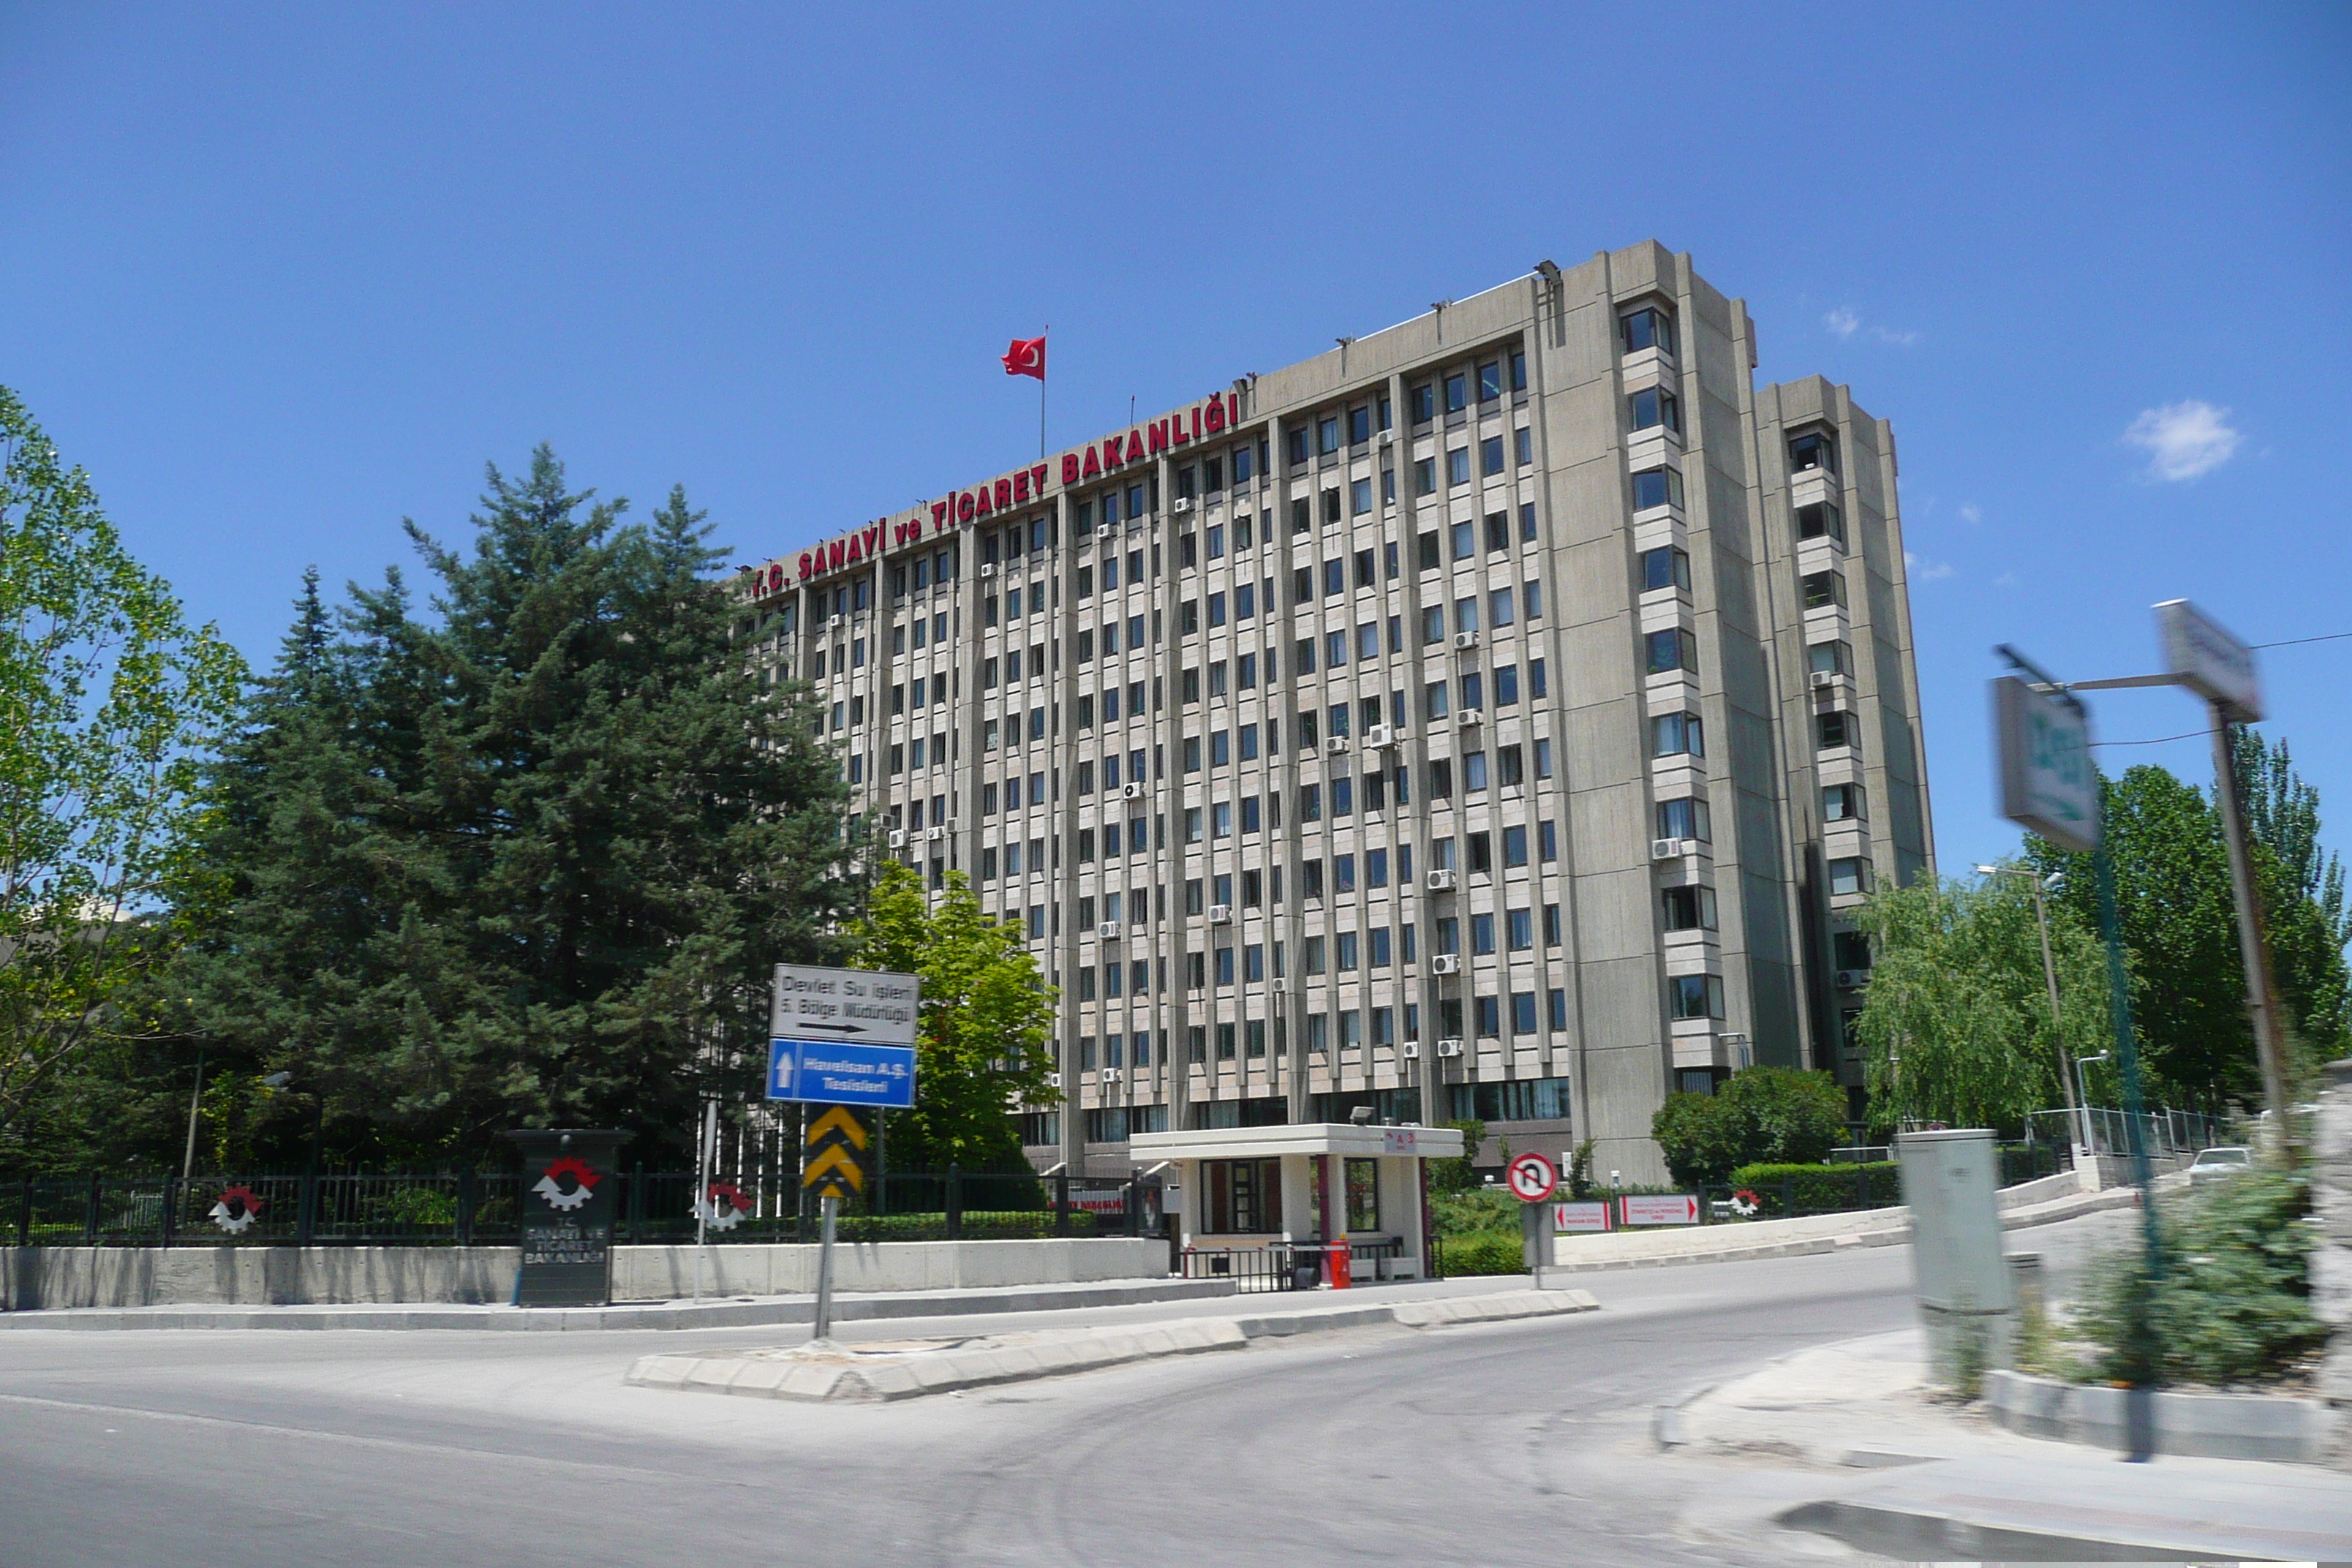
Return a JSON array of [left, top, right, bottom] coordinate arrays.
[[767, 965, 921, 1108], [1504, 1152, 1558, 1202], [2156, 599, 2263, 723], [1620, 1194, 1701, 1226], [1993, 675, 2100, 855]]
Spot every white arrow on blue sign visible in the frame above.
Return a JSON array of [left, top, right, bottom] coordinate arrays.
[[767, 1038, 917, 1109]]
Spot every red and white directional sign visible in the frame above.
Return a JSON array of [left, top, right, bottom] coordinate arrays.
[[1620, 1194, 1702, 1226], [1504, 1153, 1558, 1203], [1552, 1200, 1612, 1233]]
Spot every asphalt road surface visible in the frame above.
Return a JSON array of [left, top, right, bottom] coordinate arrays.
[[0, 1214, 2130, 1567]]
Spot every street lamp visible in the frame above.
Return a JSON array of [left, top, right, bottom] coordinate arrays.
[[2076, 1052, 2111, 1150], [1978, 862, 2088, 1157]]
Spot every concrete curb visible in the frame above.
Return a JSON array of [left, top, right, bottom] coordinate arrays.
[[0, 1276, 1237, 1333], [1984, 1367, 2339, 1465], [624, 1287, 1602, 1402], [1779, 1496, 2261, 1564]]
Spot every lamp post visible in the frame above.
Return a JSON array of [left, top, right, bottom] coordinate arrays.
[[2075, 1052, 2111, 1152], [1979, 863, 2087, 1158]]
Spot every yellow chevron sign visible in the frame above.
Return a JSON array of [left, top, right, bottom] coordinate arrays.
[[802, 1142, 864, 1194], [809, 1106, 868, 1151]]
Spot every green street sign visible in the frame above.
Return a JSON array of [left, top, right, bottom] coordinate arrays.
[[1993, 675, 2099, 855]]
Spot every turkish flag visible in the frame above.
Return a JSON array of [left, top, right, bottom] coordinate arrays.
[[1002, 334, 1046, 380]]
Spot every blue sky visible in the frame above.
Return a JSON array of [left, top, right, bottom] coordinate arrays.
[[3, 3, 2347, 876]]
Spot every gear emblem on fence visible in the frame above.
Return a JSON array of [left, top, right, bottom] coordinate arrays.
[[694, 1180, 753, 1232], [531, 1155, 600, 1212], [1729, 1188, 1760, 1218], [209, 1184, 265, 1235]]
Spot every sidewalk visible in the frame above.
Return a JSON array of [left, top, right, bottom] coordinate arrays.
[[1658, 1327, 2352, 1561]]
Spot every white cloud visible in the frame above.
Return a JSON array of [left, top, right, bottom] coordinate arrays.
[[1904, 550, 1955, 581], [2124, 400, 2239, 481], [1958, 503, 1982, 525], [1824, 305, 1916, 346]]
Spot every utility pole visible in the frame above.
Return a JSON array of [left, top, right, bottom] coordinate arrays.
[[1980, 864, 2085, 1156], [2208, 708, 2295, 1161]]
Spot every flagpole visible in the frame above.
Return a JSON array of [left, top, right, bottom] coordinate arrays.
[[1039, 325, 1048, 461]]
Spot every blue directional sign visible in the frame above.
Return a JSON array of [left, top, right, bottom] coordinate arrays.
[[767, 1037, 917, 1108]]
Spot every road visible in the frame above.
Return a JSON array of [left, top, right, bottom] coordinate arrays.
[[0, 1214, 2130, 1567]]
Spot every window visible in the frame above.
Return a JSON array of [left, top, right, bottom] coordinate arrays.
[[1662, 885, 1718, 932], [1317, 415, 1340, 456], [1656, 797, 1711, 842], [1512, 992, 1538, 1036], [1484, 510, 1509, 553], [1497, 741, 1523, 783], [1543, 903, 1561, 946], [1631, 466, 1684, 511], [1509, 349, 1526, 393], [1467, 830, 1492, 873], [1823, 783, 1865, 821], [1489, 587, 1515, 628], [1450, 519, 1474, 559], [1349, 476, 1372, 515], [1476, 996, 1501, 1037], [1534, 738, 1553, 779], [1833, 930, 1872, 971], [1788, 429, 1839, 475], [1423, 679, 1449, 719], [1447, 447, 1471, 486], [1808, 639, 1852, 676], [1816, 709, 1856, 752], [1629, 385, 1681, 434], [1828, 856, 1870, 897], [1520, 502, 1537, 543], [1477, 359, 1501, 402], [1515, 426, 1532, 467], [1480, 435, 1504, 476], [1795, 501, 1845, 546], [1444, 372, 1467, 413], [1507, 908, 1532, 951], [1414, 456, 1436, 496], [1668, 973, 1725, 1020], [1651, 711, 1705, 758], [1646, 627, 1699, 676], [1205, 1158, 1284, 1234], [1619, 306, 1676, 356], [1409, 382, 1434, 422], [1640, 545, 1692, 592], [1503, 824, 1528, 865], [1523, 578, 1542, 619], [1801, 570, 1847, 611]]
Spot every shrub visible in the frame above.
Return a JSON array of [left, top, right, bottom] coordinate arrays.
[[2075, 1168, 2323, 1388], [1436, 1232, 1527, 1276], [1651, 1066, 1848, 1187], [1430, 1187, 1516, 1237], [1725, 1161, 1901, 1216]]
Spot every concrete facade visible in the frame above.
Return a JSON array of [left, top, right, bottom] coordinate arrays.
[[741, 241, 1932, 1186]]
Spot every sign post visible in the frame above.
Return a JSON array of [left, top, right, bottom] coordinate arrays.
[[501, 1129, 630, 1308], [768, 965, 921, 1338], [1504, 1152, 1558, 1272]]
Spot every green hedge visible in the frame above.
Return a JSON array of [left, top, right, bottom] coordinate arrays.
[[1436, 1232, 1528, 1276], [1725, 1161, 1901, 1216], [833, 1210, 1098, 1241]]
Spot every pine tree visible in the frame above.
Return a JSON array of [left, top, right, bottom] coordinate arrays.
[[173, 449, 856, 1165]]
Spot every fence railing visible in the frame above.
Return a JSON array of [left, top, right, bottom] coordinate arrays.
[[1178, 1243, 1303, 1293], [2024, 1107, 2228, 1161], [3, 1166, 1163, 1248]]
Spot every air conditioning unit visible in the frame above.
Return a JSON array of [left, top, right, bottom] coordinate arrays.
[[979, 562, 998, 578], [1809, 669, 1836, 690], [1045, 1071, 1063, 1089], [1401, 1041, 1421, 1059], [1377, 429, 1394, 445], [1121, 780, 1147, 801], [1101, 1067, 1123, 1083], [925, 825, 948, 843], [1324, 735, 1351, 755], [1651, 837, 1686, 860], [1365, 724, 1398, 748], [1172, 497, 1194, 513], [1457, 709, 1482, 728], [829, 614, 845, 630], [1436, 1038, 1465, 1058], [1426, 869, 1458, 892], [1096, 920, 1121, 940], [887, 829, 909, 849], [1834, 968, 1869, 990], [1429, 954, 1462, 976], [1453, 630, 1480, 650], [1207, 903, 1234, 924]]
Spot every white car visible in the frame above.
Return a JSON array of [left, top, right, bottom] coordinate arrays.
[[2187, 1146, 2252, 1186]]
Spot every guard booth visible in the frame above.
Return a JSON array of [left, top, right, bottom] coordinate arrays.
[[1128, 1122, 1463, 1288]]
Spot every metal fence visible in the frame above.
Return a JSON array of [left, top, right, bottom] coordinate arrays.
[[2024, 1107, 2228, 1160], [4, 1166, 1161, 1248]]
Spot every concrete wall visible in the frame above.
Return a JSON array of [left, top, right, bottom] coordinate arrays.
[[3, 1237, 1171, 1311], [2314, 1059, 2352, 1444], [4, 1245, 519, 1310], [608, 1238, 1168, 1300]]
